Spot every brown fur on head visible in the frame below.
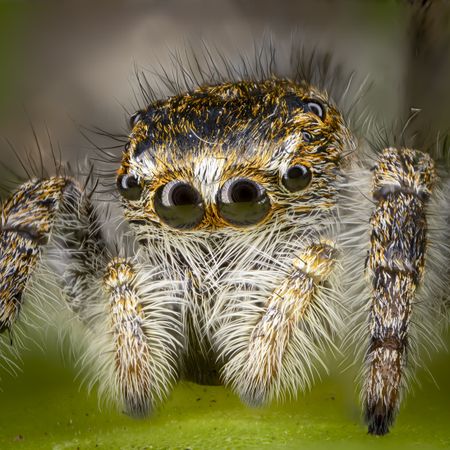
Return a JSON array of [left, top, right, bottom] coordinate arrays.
[[117, 79, 352, 232]]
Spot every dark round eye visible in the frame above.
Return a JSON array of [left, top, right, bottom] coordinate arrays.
[[307, 101, 324, 119], [282, 165, 312, 192], [302, 131, 313, 142], [129, 110, 144, 128], [218, 177, 271, 227], [154, 181, 204, 230], [117, 174, 143, 201]]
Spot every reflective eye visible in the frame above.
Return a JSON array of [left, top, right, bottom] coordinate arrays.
[[307, 101, 324, 119], [218, 178, 271, 227], [302, 131, 313, 142], [129, 110, 144, 128], [117, 174, 143, 201], [282, 165, 312, 192], [154, 181, 204, 230], [221, 178, 261, 203]]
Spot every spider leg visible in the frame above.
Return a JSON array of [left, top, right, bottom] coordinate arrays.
[[216, 240, 340, 406], [0, 177, 182, 416], [364, 147, 439, 435], [0, 177, 105, 330], [98, 257, 182, 417]]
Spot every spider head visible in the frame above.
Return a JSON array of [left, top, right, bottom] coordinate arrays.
[[117, 79, 352, 235]]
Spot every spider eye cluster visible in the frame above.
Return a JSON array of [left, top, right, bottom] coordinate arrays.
[[117, 165, 313, 230], [149, 177, 272, 229]]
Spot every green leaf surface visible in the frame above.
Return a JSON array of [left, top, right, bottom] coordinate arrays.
[[0, 338, 448, 450]]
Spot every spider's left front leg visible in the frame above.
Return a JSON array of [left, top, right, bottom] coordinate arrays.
[[217, 240, 339, 405], [363, 147, 444, 435]]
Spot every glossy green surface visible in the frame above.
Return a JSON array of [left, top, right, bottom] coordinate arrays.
[[0, 336, 448, 450]]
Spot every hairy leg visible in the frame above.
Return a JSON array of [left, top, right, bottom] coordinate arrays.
[[364, 147, 437, 435], [216, 240, 339, 405], [98, 258, 182, 417], [0, 177, 104, 330], [0, 177, 182, 415]]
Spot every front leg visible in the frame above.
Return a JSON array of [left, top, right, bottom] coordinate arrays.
[[0, 178, 183, 416], [363, 147, 442, 435], [0, 177, 104, 330], [97, 258, 182, 417], [216, 240, 339, 405]]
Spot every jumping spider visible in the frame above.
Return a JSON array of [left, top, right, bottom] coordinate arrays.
[[0, 65, 449, 436]]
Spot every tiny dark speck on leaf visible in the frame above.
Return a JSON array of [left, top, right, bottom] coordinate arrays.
[[196, 397, 201, 401]]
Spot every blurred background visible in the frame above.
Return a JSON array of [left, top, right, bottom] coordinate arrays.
[[0, 0, 449, 170], [0, 1, 449, 449]]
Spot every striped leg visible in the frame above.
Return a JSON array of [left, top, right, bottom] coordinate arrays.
[[218, 241, 339, 405], [364, 148, 436, 435], [100, 258, 182, 417], [0, 177, 105, 331], [0, 178, 182, 416]]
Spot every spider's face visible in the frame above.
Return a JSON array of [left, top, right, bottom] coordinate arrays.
[[117, 79, 351, 235]]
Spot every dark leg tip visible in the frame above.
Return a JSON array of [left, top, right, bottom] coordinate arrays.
[[239, 387, 269, 408], [365, 403, 395, 436], [367, 416, 390, 435], [124, 396, 152, 419]]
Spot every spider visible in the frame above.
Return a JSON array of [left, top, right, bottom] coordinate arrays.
[[0, 54, 449, 437]]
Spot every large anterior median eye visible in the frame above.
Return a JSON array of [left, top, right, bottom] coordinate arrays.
[[282, 165, 312, 192], [218, 177, 271, 226], [154, 181, 204, 229], [117, 174, 143, 201]]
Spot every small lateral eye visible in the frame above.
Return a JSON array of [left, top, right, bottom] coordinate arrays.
[[117, 174, 143, 201], [282, 165, 312, 192], [302, 131, 312, 142], [129, 110, 144, 128], [307, 101, 324, 119]]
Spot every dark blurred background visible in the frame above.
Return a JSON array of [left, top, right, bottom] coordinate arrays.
[[0, 0, 449, 175]]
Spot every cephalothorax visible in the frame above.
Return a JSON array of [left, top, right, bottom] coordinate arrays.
[[1, 75, 449, 435]]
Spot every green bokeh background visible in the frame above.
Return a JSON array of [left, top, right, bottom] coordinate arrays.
[[0, 1, 449, 449]]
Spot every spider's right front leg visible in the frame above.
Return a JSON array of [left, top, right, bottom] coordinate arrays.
[[0, 177, 182, 416], [0, 177, 99, 330], [100, 258, 182, 417]]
